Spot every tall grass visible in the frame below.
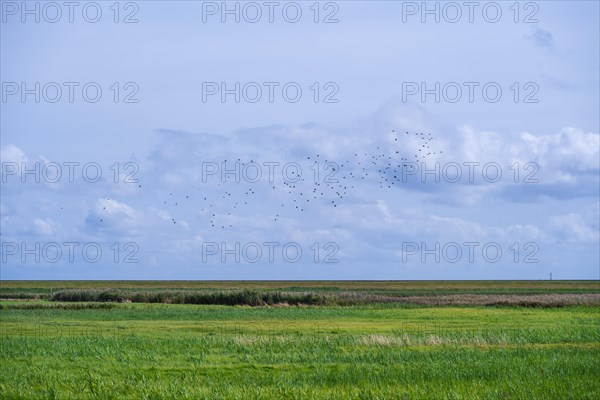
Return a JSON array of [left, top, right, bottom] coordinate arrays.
[[43, 289, 600, 307], [2, 297, 599, 399], [49, 289, 337, 306]]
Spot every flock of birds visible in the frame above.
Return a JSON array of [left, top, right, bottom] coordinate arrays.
[[95, 130, 442, 229]]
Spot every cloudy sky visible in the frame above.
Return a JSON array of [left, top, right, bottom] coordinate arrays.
[[1, 0, 598, 280]]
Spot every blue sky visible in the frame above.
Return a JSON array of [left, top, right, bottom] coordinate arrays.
[[1, 0, 599, 280]]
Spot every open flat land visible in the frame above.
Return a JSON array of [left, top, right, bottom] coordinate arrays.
[[1, 281, 599, 399]]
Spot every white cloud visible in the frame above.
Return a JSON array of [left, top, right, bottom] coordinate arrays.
[[0, 144, 28, 164], [2, 104, 598, 278], [548, 212, 600, 244], [31, 218, 57, 237]]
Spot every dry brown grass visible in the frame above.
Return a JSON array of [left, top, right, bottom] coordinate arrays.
[[393, 293, 600, 307]]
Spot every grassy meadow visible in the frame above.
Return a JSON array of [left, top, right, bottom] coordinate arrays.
[[1, 281, 599, 399]]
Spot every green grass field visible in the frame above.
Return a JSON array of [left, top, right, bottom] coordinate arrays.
[[1, 281, 599, 399]]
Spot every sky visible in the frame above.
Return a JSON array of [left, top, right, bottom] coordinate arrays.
[[1, 0, 599, 280]]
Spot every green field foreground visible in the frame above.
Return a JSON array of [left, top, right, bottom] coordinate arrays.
[[1, 281, 599, 399]]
